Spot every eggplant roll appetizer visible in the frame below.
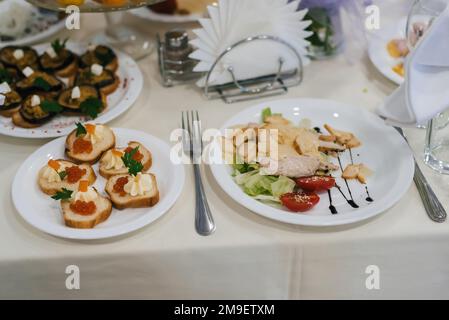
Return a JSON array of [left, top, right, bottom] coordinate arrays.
[[79, 45, 118, 72], [0, 46, 40, 71], [58, 85, 106, 115]]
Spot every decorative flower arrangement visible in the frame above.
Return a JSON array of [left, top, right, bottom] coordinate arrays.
[[297, 0, 371, 59]]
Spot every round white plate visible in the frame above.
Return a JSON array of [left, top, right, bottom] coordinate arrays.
[[12, 128, 185, 240], [209, 98, 415, 227], [0, 7, 65, 47], [129, 6, 203, 23], [368, 18, 407, 85], [0, 42, 143, 139]]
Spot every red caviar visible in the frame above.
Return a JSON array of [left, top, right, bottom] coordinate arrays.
[[70, 200, 96, 215], [73, 138, 93, 154], [66, 166, 87, 184], [113, 177, 129, 197]]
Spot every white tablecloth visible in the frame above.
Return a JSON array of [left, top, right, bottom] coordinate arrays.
[[2, 1, 449, 299]]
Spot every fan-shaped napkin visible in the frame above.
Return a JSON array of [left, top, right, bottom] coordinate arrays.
[[189, 0, 312, 87]]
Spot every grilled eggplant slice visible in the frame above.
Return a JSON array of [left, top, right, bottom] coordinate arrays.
[[75, 68, 119, 95], [12, 94, 57, 128], [79, 45, 118, 72], [0, 62, 21, 84], [58, 85, 106, 115], [0, 90, 22, 117], [39, 48, 78, 78], [16, 71, 64, 97], [0, 46, 40, 71]]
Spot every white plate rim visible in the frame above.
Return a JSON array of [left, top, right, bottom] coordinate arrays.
[[11, 128, 185, 240], [0, 14, 66, 47], [0, 42, 143, 139], [209, 98, 415, 227], [367, 18, 407, 86]]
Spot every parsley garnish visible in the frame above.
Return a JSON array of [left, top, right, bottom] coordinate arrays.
[[122, 147, 143, 176], [51, 188, 73, 201], [33, 77, 51, 91], [40, 100, 62, 113], [75, 122, 87, 137], [95, 48, 115, 66], [58, 171, 67, 180], [51, 38, 68, 55], [80, 97, 102, 119], [0, 68, 11, 83]]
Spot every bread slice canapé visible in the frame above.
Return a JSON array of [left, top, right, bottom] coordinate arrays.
[[38, 159, 96, 195], [99, 141, 152, 179], [61, 189, 112, 229], [105, 173, 159, 210], [65, 124, 115, 164]]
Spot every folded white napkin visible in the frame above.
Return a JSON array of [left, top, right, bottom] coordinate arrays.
[[190, 0, 312, 87], [378, 3, 449, 127]]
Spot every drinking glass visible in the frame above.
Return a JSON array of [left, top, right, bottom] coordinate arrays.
[[406, 0, 449, 173]]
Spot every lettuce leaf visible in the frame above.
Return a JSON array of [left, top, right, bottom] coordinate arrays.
[[271, 176, 296, 198]]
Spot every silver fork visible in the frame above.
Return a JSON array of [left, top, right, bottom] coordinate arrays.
[[182, 111, 216, 236], [394, 126, 446, 223]]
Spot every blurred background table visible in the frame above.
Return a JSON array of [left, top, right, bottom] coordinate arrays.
[[1, 0, 449, 299]]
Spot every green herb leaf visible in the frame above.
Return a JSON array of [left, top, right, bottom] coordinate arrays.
[[122, 146, 143, 176], [80, 97, 102, 119], [261, 107, 272, 122], [51, 188, 73, 201], [75, 122, 87, 137], [51, 38, 68, 54], [58, 171, 67, 180], [33, 77, 51, 92], [0, 68, 12, 83], [40, 100, 62, 113]]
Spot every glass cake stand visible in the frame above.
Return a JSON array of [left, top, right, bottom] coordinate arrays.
[[26, 0, 165, 59]]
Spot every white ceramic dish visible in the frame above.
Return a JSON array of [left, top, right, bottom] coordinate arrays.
[[0, 5, 65, 47], [129, 6, 203, 23], [368, 18, 407, 85], [12, 128, 185, 240], [209, 98, 415, 227], [0, 42, 143, 139]]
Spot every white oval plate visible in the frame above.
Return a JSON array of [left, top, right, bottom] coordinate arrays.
[[129, 6, 203, 23], [0, 42, 143, 139], [0, 6, 66, 47], [12, 128, 185, 240], [209, 98, 414, 227], [368, 18, 407, 86]]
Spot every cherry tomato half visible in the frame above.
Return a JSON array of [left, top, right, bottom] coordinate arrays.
[[280, 192, 320, 212], [295, 176, 336, 192]]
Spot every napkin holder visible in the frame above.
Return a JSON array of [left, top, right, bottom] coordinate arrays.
[[203, 35, 304, 104]]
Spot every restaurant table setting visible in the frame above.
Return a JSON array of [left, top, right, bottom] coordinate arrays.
[[1, 0, 449, 299]]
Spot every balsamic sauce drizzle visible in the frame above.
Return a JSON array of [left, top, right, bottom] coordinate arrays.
[[327, 189, 338, 214], [365, 186, 374, 202], [336, 154, 359, 208]]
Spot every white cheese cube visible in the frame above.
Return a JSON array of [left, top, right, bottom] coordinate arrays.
[[31, 95, 40, 107], [45, 47, 57, 58], [91, 63, 103, 76], [0, 94, 5, 106], [0, 82, 11, 94], [13, 49, 24, 60], [71, 86, 81, 99], [22, 67, 34, 77]]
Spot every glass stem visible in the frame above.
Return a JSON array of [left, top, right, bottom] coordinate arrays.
[[104, 12, 124, 39]]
